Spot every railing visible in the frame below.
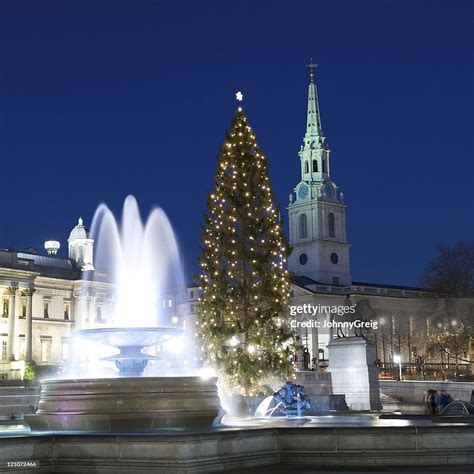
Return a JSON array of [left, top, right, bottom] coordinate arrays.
[[377, 362, 472, 382]]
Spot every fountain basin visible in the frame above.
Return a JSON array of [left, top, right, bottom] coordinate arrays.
[[25, 376, 221, 432]]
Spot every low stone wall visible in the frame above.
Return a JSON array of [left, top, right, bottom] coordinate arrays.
[[0, 425, 473, 473], [380, 380, 474, 405], [0, 385, 40, 418]]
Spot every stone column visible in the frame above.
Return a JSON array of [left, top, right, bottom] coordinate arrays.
[[311, 323, 320, 370], [75, 295, 85, 326], [69, 296, 76, 326], [469, 336, 474, 378], [22, 288, 35, 362], [296, 327, 304, 370], [88, 296, 95, 325], [6, 283, 18, 361]]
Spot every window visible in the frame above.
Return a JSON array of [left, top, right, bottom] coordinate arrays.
[[43, 302, 49, 319], [312, 160, 318, 172], [1, 340, 7, 360], [64, 304, 70, 321], [332, 277, 340, 285], [299, 213, 308, 239], [299, 253, 308, 265], [168, 299, 173, 308], [322, 159, 327, 173], [21, 298, 26, 318], [304, 161, 309, 174], [189, 290, 194, 300], [2, 299, 8, 318], [40, 337, 52, 363], [328, 213, 336, 238]]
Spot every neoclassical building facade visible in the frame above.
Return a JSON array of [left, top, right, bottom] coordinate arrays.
[[0, 219, 114, 379]]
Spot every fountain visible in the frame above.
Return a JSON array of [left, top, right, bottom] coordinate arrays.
[[26, 196, 221, 431], [10, 196, 474, 470], [254, 382, 311, 417], [79, 327, 183, 376]]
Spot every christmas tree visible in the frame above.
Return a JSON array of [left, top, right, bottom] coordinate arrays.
[[197, 97, 296, 396]]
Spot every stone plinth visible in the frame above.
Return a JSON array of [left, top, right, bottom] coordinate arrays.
[[327, 336, 381, 411], [25, 376, 221, 432], [294, 371, 348, 412], [295, 370, 333, 395]]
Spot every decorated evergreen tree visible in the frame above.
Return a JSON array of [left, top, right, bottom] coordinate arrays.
[[197, 98, 296, 396]]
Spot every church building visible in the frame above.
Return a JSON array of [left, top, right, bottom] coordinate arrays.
[[179, 66, 471, 380]]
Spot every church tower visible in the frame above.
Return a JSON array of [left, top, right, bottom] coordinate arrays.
[[287, 63, 351, 285]]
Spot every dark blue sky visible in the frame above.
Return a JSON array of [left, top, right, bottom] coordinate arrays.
[[0, 1, 472, 286]]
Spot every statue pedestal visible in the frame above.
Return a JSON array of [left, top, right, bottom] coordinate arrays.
[[327, 337, 382, 411]]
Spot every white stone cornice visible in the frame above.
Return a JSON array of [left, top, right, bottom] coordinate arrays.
[[0, 268, 40, 279], [32, 318, 73, 325], [74, 280, 115, 290]]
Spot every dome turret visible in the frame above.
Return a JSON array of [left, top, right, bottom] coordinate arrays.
[[68, 217, 89, 241], [68, 217, 94, 271]]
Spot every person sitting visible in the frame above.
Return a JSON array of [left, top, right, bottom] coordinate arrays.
[[424, 389, 438, 415], [437, 390, 453, 412]]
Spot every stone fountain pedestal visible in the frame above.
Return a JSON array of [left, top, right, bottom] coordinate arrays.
[[327, 336, 382, 411], [26, 376, 221, 432]]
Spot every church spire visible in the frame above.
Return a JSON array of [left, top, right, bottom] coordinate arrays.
[[288, 64, 351, 286], [305, 60, 323, 141]]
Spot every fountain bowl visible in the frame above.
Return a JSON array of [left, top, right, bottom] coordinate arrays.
[[78, 326, 184, 376], [26, 376, 221, 432]]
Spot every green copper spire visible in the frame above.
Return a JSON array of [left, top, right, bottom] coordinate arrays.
[[298, 61, 330, 182], [305, 60, 323, 142]]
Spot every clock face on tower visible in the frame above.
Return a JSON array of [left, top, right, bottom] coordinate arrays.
[[325, 185, 334, 199], [298, 184, 309, 200]]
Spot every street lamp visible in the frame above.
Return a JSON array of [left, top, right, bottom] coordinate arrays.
[[379, 318, 386, 366], [393, 354, 402, 381], [451, 320, 459, 380]]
